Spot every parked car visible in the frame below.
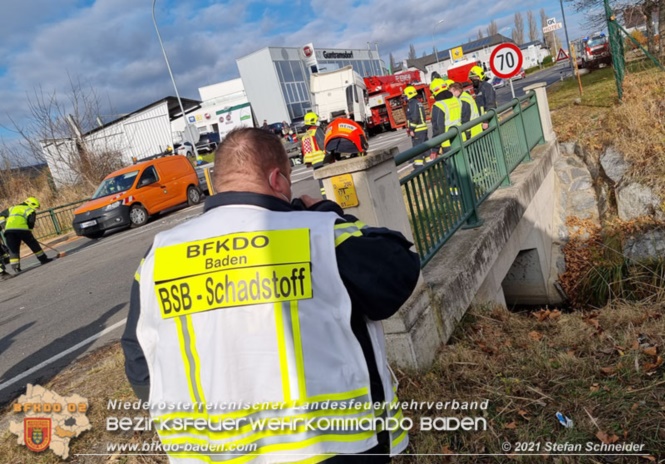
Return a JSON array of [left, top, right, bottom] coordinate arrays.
[[72, 154, 201, 239], [513, 69, 526, 80], [491, 77, 506, 89], [196, 132, 220, 154], [173, 141, 194, 157]]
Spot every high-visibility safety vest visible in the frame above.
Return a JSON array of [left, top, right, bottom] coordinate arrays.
[[459, 92, 482, 140], [434, 98, 461, 148], [5, 204, 35, 231], [136, 207, 408, 463], [301, 127, 325, 167]]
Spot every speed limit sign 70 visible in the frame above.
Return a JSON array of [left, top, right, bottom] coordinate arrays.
[[489, 43, 523, 79]]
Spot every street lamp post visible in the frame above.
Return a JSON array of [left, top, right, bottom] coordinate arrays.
[[152, 0, 199, 159], [432, 19, 445, 67]]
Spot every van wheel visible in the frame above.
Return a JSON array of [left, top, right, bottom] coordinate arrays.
[[129, 204, 148, 228], [187, 186, 202, 205]]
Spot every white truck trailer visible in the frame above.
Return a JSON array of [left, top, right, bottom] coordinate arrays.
[[310, 65, 369, 125]]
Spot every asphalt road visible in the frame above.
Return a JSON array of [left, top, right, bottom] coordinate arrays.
[[0, 65, 570, 405], [496, 61, 572, 105]]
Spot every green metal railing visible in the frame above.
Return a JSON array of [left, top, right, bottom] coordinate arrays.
[[34, 199, 89, 240], [395, 91, 544, 267]]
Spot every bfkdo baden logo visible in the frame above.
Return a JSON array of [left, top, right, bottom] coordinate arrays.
[[24, 418, 51, 452], [9, 384, 91, 460]]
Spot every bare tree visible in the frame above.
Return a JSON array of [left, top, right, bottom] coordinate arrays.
[[5, 76, 125, 189], [408, 44, 417, 60], [487, 20, 499, 36], [478, 29, 485, 40], [528, 10, 539, 42], [513, 12, 525, 44]]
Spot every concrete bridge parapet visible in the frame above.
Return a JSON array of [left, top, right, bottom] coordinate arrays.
[[315, 126, 562, 370]]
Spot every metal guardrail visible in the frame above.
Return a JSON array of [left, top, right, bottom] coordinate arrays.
[[34, 199, 89, 240], [395, 92, 544, 267]]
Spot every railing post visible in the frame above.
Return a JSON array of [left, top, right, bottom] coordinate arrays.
[[523, 82, 555, 142], [49, 209, 62, 235], [450, 128, 483, 229], [514, 99, 532, 162], [489, 109, 511, 187]]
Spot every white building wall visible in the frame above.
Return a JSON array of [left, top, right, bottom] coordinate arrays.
[[237, 48, 289, 125], [118, 103, 173, 160], [199, 78, 245, 102], [41, 139, 81, 187]]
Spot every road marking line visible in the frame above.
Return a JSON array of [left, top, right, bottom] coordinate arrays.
[[0, 318, 127, 393]]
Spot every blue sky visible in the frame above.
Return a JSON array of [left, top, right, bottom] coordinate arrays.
[[0, 0, 596, 152]]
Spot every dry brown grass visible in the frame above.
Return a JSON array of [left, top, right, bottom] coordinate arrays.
[[550, 67, 665, 199], [0, 171, 92, 212], [396, 303, 664, 463]]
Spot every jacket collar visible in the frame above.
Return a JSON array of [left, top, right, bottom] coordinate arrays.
[[204, 191, 293, 213]]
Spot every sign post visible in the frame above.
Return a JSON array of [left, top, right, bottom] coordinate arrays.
[[489, 43, 523, 99]]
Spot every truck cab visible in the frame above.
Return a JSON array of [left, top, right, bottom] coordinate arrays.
[[310, 66, 369, 126]]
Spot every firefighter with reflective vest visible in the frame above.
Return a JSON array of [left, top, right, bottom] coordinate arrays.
[[301, 112, 327, 169], [0, 197, 52, 274], [429, 79, 462, 196], [121, 127, 421, 463], [449, 82, 482, 141], [430, 78, 461, 154], [469, 65, 496, 130], [404, 85, 429, 164]]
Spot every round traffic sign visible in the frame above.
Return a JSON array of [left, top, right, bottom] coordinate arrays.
[[489, 43, 524, 79]]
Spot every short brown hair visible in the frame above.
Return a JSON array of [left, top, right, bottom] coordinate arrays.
[[450, 82, 464, 92], [213, 127, 288, 187]]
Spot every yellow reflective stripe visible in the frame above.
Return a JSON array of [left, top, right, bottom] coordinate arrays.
[[391, 428, 408, 448], [333, 222, 365, 247], [274, 302, 291, 403], [10, 258, 19, 264], [175, 316, 198, 404], [162, 428, 376, 462], [306, 386, 368, 404], [186, 315, 207, 405], [291, 301, 307, 400], [134, 258, 145, 282]]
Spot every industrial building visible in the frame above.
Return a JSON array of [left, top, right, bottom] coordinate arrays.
[[237, 44, 384, 125]]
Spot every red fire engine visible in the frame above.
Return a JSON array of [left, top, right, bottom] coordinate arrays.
[[363, 71, 432, 133]]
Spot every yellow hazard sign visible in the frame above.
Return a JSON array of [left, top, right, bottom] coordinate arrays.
[[451, 47, 464, 61], [331, 174, 359, 208]]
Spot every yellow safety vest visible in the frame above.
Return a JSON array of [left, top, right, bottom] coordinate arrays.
[[136, 208, 409, 462], [302, 127, 325, 167], [460, 92, 482, 140], [5, 204, 35, 231], [434, 98, 461, 148]]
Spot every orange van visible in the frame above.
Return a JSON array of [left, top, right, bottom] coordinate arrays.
[[72, 154, 201, 239]]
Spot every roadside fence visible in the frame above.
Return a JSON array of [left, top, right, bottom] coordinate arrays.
[[34, 200, 89, 240], [395, 92, 544, 266]]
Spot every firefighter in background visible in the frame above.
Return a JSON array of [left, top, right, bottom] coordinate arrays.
[[404, 85, 429, 168], [449, 82, 482, 141], [301, 111, 329, 197], [469, 65, 496, 129], [430, 79, 461, 196], [0, 197, 52, 273], [0, 217, 10, 280], [323, 117, 369, 161]]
